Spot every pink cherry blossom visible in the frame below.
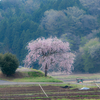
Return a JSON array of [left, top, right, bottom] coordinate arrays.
[[23, 37, 75, 75]]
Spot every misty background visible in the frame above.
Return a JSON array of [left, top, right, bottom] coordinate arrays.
[[0, 0, 100, 73]]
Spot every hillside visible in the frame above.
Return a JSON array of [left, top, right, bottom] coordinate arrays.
[[0, 0, 100, 73]]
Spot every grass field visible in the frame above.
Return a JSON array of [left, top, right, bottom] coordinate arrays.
[[11, 77, 63, 82], [50, 73, 100, 80], [0, 68, 63, 82]]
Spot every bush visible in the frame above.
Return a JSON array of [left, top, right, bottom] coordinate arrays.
[[0, 53, 19, 76]]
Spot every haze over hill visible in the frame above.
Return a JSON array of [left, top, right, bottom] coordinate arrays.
[[0, 0, 100, 73]]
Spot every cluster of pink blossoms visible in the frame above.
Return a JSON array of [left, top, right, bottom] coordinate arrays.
[[24, 37, 75, 73]]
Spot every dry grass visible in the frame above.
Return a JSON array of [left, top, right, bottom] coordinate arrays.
[[0, 71, 24, 80], [49, 72, 100, 80], [0, 67, 44, 80], [16, 67, 35, 72]]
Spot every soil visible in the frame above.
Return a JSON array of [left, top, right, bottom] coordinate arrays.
[[0, 85, 100, 100]]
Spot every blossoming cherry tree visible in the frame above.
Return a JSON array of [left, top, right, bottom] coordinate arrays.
[[24, 37, 75, 76]]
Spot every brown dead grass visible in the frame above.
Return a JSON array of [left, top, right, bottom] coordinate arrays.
[[0, 68, 43, 80], [0, 68, 34, 80], [0, 71, 24, 80]]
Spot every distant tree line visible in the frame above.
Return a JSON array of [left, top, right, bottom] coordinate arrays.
[[0, 0, 83, 63], [0, 0, 100, 73]]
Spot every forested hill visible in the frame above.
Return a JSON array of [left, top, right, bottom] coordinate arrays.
[[0, 0, 100, 73]]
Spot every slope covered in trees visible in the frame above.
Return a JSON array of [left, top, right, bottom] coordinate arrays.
[[0, 0, 100, 73]]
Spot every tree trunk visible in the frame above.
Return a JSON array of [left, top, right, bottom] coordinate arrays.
[[45, 64, 47, 77]]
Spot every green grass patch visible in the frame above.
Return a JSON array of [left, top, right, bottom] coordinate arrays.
[[11, 76, 63, 82], [17, 68, 45, 77], [27, 71, 45, 77]]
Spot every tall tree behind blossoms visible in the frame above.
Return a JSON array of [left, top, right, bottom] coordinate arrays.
[[23, 37, 75, 76]]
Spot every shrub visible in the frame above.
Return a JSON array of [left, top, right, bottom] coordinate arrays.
[[1, 53, 19, 76]]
